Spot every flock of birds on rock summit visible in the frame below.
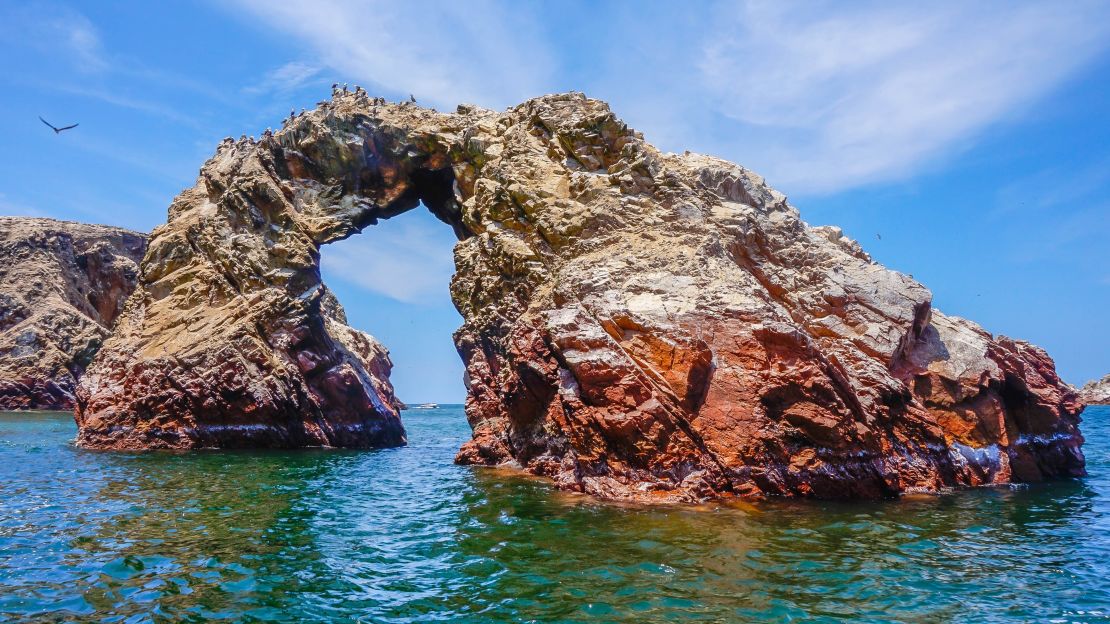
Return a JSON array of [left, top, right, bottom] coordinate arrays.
[[38, 81, 416, 147]]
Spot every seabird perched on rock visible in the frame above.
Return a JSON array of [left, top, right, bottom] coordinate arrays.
[[300, 108, 306, 116], [409, 94, 416, 103], [343, 83, 349, 93]]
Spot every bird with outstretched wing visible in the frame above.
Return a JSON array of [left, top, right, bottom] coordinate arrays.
[[39, 116, 78, 134]]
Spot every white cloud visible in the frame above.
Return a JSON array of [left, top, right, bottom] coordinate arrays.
[[320, 213, 458, 305], [243, 61, 324, 96], [0, 3, 107, 72], [59, 13, 105, 72], [2, 4, 223, 127], [230, 0, 555, 109], [44, 6, 107, 73], [694, 1, 1110, 193]]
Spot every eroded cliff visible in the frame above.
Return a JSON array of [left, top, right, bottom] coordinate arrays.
[[0, 217, 146, 409], [76, 92, 1084, 500]]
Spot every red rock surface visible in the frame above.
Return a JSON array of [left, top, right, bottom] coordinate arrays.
[[0, 218, 146, 410], [76, 92, 1084, 500]]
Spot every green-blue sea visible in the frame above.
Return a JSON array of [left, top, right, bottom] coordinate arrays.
[[1, 405, 1108, 623]]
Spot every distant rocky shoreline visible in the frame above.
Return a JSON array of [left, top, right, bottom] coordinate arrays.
[[1080, 374, 1110, 405]]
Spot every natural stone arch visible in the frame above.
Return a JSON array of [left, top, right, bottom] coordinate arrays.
[[77, 92, 1084, 502], [76, 99, 474, 449]]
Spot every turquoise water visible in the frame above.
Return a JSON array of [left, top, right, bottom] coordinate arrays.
[[1, 406, 1108, 623]]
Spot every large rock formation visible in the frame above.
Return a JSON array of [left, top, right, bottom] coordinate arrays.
[[1079, 375, 1110, 405], [77, 92, 1084, 500], [0, 217, 146, 410]]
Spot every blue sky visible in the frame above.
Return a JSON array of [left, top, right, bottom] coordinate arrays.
[[1, 1, 1107, 402]]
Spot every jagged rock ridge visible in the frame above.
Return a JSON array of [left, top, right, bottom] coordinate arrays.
[[76, 92, 1084, 501], [0, 217, 146, 410], [1079, 375, 1110, 405]]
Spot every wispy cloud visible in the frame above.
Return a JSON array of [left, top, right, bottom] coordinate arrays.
[[230, 0, 555, 108], [243, 61, 324, 96], [986, 154, 1110, 264], [320, 214, 457, 305], [1, 4, 215, 129], [53, 8, 105, 72], [992, 155, 1110, 219], [0, 193, 46, 217], [0, 3, 107, 72], [694, 1, 1110, 193], [44, 83, 203, 128], [64, 133, 197, 184]]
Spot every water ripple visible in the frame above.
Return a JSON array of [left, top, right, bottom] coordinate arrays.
[[0, 407, 1108, 622]]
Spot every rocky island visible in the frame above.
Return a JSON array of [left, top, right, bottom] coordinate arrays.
[[70, 91, 1084, 501], [1079, 375, 1110, 405], [0, 218, 146, 410]]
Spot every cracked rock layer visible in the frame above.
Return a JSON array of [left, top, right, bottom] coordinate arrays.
[[0, 217, 146, 410], [77, 93, 1084, 500]]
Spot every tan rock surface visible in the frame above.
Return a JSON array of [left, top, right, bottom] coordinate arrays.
[[0, 217, 146, 410], [1079, 374, 1110, 405], [77, 92, 1084, 499]]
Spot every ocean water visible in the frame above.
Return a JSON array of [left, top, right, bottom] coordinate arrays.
[[1, 405, 1108, 623]]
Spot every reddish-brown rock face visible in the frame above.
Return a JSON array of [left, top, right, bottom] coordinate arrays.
[[76, 92, 1084, 500], [0, 218, 146, 410]]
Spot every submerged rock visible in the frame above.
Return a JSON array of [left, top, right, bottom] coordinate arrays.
[[77, 92, 1084, 500], [0, 217, 146, 410], [1079, 375, 1110, 405]]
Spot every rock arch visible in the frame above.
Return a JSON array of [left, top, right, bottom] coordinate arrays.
[[77, 92, 1085, 502]]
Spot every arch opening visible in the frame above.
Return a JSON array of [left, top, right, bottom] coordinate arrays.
[[320, 200, 467, 407], [347, 167, 471, 243]]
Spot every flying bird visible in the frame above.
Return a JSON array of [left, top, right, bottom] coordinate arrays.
[[39, 116, 78, 134], [876, 233, 882, 240]]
